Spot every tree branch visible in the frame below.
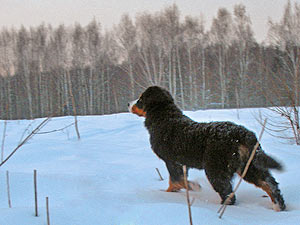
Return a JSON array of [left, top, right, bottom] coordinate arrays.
[[0, 117, 51, 168]]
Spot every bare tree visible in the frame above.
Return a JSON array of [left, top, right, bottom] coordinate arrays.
[[266, 0, 300, 145], [72, 23, 89, 115], [161, 4, 181, 97], [1, 3, 300, 121], [136, 12, 165, 87], [116, 14, 137, 99], [16, 26, 33, 118], [86, 19, 102, 115], [233, 4, 255, 107], [100, 31, 118, 114], [210, 8, 234, 108], [183, 15, 207, 109], [49, 24, 71, 115], [30, 24, 49, 117], [0, 28, 16, 119]]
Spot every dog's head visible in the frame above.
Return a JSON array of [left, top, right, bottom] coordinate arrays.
[[128, 86, 174, 117]]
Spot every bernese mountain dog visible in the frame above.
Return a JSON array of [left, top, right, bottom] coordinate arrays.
[[128, 86, 286, 211]]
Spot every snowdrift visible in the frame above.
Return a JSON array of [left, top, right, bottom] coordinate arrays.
[[0, 108, 299, 225]]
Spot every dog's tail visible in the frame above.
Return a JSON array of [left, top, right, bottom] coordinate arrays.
[[239, 144, 283, 171], [252, 145, 283, 171]]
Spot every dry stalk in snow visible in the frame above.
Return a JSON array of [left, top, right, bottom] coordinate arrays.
[[34, 170, 38, 217], [6, 170, 12, 208], [183, 165, 193, 225], [155, 168, 164, 181], [46, 197, 50, 225]]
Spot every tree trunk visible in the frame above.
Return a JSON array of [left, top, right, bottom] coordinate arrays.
[[63, 70, 70, 114], [187, 47, 193, 108], [128, 57, 135, 100], [23, 60, 33, 118], [89, 67, 94, 114], [176, 45, 185, 109], [218, 47, 226, 108], [67, 71, 80, 140], [201, 48, 206, 108]]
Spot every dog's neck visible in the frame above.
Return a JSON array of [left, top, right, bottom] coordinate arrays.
[[145, 103, 182, 124]]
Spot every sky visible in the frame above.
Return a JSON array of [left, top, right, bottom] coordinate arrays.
[[0, 0, 298, 42]]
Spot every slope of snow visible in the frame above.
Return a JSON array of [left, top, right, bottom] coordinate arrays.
[[0, 108, 299, 225]]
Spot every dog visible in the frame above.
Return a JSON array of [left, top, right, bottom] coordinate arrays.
[[128, 86, 286, 211]]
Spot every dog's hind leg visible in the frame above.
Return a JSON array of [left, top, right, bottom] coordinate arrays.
[[203, 143, 237, 205], [204, 166, 236, 205], [164, 160, 200, 192], [242, 167, 286, 211]]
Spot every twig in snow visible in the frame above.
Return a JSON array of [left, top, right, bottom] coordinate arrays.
[[46, 197, 50, 225], [183, 165, 193, 225], [155, 168, 164, 181], [34, 169, 38, 217], [218, 119, 267, 219], [6, 170, 12, 208]]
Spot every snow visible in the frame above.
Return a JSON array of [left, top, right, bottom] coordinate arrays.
[[0, 108, 299, 225]]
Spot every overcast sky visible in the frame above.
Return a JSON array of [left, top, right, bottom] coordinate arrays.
[[0, 0, 298, 42]]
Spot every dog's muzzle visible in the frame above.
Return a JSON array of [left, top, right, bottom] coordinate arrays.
[[128, 99, 146, 117]]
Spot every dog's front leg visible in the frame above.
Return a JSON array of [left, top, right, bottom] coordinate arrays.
[[164, 160, 200, 192]]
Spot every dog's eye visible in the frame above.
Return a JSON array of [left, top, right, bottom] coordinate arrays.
[[136, 98, 143, 107]]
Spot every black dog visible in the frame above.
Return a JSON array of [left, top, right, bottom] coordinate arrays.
[[128, 86, 285, 211]]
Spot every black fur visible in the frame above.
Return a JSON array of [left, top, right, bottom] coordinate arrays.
[[130, 86, 286, 211]]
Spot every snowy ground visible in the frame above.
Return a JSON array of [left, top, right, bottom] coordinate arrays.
[[0, 108, 299, 225]]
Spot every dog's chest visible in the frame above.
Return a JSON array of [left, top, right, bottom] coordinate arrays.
[[147, 123, 205, 166]]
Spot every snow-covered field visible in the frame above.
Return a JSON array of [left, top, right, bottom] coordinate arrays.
[[0, 108, 299, 225]]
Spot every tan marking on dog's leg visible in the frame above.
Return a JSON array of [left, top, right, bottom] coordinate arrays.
[[259, 181, 282, 211], [166, 177, 201, 192], [166, 177, 184, 192]]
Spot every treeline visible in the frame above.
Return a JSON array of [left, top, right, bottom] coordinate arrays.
[[0, 1, 299, 119]]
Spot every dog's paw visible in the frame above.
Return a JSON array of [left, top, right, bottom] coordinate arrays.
[[221, 194, 236, 205], [165, 180, 201, 192]]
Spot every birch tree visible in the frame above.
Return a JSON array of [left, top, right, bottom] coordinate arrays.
[[210, 8, 234, 108], [16, 26, 33, 118], [116, 14, 137, 99], [161, 4, 181, 97], [30, 24, 49, 117], [136, 12, 165, 86], [0, 28, 16, 119], [233, 4, 255, 107], [183, 16, 207, 108], [49, 25, 71, 115], [72, 23, 88, 115], [86, 19, 102, 114]]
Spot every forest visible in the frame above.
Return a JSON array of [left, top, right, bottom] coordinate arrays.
[[0, 1, 299, 120]]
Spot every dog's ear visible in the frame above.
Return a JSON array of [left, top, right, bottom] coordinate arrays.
[[142, 86, 174, 105]]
